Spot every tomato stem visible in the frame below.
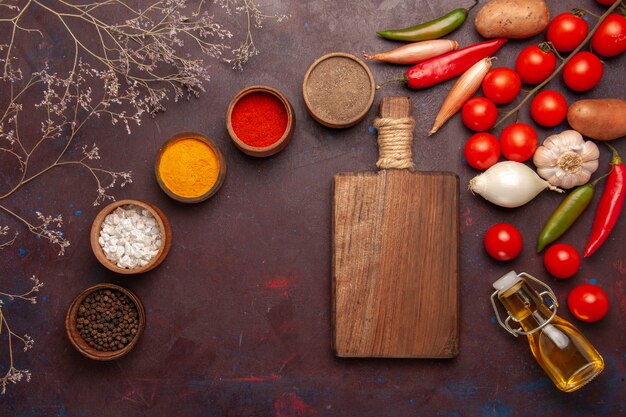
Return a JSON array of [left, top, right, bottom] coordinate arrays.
[[544, 42, 566, 61], [572, 8, 600, 19], [493, 0, 623, 129]]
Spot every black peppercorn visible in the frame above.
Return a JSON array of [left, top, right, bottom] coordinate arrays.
[[77, 289, 139, 352]]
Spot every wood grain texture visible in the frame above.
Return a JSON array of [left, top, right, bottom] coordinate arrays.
[[332, 97, 459, 358]]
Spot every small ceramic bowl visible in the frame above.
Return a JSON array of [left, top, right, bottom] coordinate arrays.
[[154, 132, 227, 203], [226, 85, 295, 157], [66, 283, 146, 361], [303, 52, 376, 128], [90, 199, 172, 275]]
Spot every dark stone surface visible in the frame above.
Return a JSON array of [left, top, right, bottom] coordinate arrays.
[[2, 1, 624, 416]]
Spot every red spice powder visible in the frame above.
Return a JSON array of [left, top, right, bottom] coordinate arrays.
[[231, 92, 288, 148]]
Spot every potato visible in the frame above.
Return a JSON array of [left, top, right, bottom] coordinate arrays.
[[475, 0, 550, 39], [567, 99, 626, 141]]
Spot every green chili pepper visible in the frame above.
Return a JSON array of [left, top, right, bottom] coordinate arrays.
[[377, 0, 478, 42], [535, 170, 615, 252], [537, 184, 595, 252]]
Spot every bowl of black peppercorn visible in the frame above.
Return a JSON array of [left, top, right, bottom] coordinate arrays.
[[66, 283, 145, 361]]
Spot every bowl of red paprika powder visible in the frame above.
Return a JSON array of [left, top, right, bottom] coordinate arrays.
[[226, 85, 295, 157]]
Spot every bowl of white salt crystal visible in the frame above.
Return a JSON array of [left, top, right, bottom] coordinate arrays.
[[90, 200, 172, 274]]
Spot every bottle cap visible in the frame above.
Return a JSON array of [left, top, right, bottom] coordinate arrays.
[[492, 271, 522, 294]]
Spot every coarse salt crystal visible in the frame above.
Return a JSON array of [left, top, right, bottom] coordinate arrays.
[[98, 204, 162, 269]]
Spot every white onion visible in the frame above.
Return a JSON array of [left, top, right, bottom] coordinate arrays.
[[469, 161, 563, 208]]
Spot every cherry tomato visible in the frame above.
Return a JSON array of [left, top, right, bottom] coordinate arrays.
[[596, 0, 618, 5], [568, 284, 609, 322], [563, 52, 604, 92], [544, 243, 581, 279], [547, 13, 589, 52], [464, 133, 500, 170], [484, 223, 523, 261], [592, 14, 626, 58], [530, 90, 568, 127], [462, 97, 498, 132], [499, 123, 538, 162], [515, 45, 557, 84], [482, 68, 522, 104]]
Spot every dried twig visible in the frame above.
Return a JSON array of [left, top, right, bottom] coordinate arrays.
[[0, 58, 138, 254], [0, 276, 43, 394], [0, 0, 288, 111]]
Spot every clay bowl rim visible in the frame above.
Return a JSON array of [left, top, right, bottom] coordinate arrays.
[[226, 85, 295, 157], [90, 199, 171, 275], [65, 283, 146, 361], [302, 52, 376, 129], [154, 132, 227, 203]]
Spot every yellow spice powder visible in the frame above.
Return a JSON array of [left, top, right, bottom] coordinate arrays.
[[158, 137, 219, 198]]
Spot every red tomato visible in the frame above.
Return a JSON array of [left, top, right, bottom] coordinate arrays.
[[515, 45, 557, 84], [547, 13, 589, 52], [484, 223, 523, 261], [499, 123, 538, 162], [568, 284, 609, 322], [462, 97, 498, 132], [530, 90, 568, 127], [464, 133, 500, 170], [563, 52, 604, 92], [592, 14, 626, 57], [482, 68, 522, 104], [544, 243, 581, 279], [596, 0, 617, 5]]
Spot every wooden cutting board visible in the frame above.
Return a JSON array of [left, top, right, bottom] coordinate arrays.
[[332, 96, 459, 358]]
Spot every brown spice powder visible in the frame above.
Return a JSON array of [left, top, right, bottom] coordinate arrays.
[[305, 56, 373, 125]]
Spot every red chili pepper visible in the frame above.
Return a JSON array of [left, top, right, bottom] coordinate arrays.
[[406, 39, 507, 89], [583, 144, 625, 257], [377, 39, 507, 90]]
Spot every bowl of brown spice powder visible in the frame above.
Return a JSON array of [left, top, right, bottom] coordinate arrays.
[[303, 52, 376, 128], [66, 283, 145, 361]]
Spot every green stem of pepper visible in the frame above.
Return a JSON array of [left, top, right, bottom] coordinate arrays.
[[377, 0, 478, 42], [537, 172, 612, 252], [375, 75, 408, 90]]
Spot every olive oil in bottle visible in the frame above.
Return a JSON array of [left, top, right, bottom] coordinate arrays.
[[491, 271, 604, 392]]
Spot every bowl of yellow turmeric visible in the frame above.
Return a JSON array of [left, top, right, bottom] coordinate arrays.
[[155, 132, 227, 203]]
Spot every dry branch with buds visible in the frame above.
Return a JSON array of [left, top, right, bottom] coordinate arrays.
[[0, 0, 287, 253], [0, 275, 43, 394], [0, 59, 140, 254], [0, 0, 288, 112]]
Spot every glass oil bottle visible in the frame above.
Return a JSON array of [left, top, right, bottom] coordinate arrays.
[[491, 271, 604, 392]]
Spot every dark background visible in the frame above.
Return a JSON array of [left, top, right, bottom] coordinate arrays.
[[1, 0, 624, 416]]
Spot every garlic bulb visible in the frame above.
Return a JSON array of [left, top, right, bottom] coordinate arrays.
[[533, 130, 599, 189]]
